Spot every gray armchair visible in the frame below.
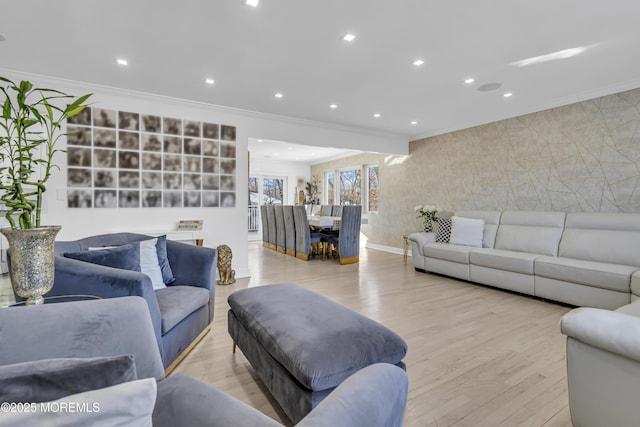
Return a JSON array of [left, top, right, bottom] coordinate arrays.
[[0, 297, 409, 427], [47, 232, 216, 371]]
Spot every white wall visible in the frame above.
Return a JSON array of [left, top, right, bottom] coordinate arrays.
[[1, 69, 407, 277]]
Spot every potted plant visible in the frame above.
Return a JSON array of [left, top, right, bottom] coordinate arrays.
[[415, 204, 439, 232], [0, 77, 91, 304]]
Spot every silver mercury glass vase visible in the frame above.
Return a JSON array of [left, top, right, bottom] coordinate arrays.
[[1, 226, 61, 305]]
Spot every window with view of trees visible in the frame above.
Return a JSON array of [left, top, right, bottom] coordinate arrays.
[[367, 165, 379, 212], [249, 176, 285, 205], [339, 169, 361, 206]]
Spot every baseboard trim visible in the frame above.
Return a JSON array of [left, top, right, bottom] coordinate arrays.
[[365, 242, 410, 257], [165, 324, 211, 376]]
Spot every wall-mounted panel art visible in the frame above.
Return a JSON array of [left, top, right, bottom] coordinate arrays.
[[66, 107, 237, 208]]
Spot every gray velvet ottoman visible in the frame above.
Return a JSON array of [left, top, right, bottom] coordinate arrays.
[[227, 283, 408, 423]]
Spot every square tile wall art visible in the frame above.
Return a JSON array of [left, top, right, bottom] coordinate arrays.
[[66, 107, 237, 208]]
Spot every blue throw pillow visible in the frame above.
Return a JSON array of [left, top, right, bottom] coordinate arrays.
[[64, 243, 141, 272], [0, 355, 138, 404], [154, 235, 175, 285]]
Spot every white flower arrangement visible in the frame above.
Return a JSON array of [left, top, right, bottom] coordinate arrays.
[[414, 205, 439, 232]]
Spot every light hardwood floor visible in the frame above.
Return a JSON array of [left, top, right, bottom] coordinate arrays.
[[173, 242, 574, 426]]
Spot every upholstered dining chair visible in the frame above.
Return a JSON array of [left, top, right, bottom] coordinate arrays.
[[283, 205, 297, 257], [265, 205, 277, 250], [323, 205, 362, 265], [320, 205, 333, 216], [293, 206, 324, 261], [274, 205, 287, 254], [260, 205, 269, 248]]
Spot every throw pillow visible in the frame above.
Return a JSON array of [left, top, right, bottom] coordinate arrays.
[[436, 218, 452, 243], [154, 235, 175, 285], [64, 243, 141, 272], [449, 216, 484, 247], [0, 378, 156, 427], [83, 236, 174, 288], [0, 355, 137, 404], [139, 238, 165, 290]]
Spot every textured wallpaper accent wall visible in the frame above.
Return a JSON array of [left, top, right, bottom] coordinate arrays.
[[312, 87, 640, 249]]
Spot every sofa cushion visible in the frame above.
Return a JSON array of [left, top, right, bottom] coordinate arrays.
[[449, 216, 484, 247], [535, 256, 636, 292], [154, 374, 281, 427], [0, 378, 157, 427], [0, 355, 137, 404], [228, 284, 407, 391], [559, 213, 640, 267], [424, 242, 475, 264], [469, 248, 538, 274], [64, 243, 141, 271], [156, 286, 210, 333], [494, 211, 565, 256]]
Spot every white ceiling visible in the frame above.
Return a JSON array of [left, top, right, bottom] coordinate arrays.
[[2, 1, 640, 159], [248, 138, 360, 164]]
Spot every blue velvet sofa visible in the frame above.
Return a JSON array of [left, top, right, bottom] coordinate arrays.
[[44, 232, 217, 371], [0, 297, 408, 426]]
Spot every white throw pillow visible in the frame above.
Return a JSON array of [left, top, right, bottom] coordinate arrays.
[[139, 238, 166, 290], [0, 378, 156, 427], [449, 216, 484, 247]]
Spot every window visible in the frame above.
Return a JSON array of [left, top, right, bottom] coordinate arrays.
[[248, 177, 259, 206], [262, 178, 284, 205], [366, 165, 379, 213], [339, 168, 361, 206], [326, 172, 334, 204], [248, 176, 285, 205]]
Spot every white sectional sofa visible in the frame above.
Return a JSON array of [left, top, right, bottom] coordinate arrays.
[[410, 211, 640, 309]]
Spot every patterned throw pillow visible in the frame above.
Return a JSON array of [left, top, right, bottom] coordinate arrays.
[[436, 218, 452, 243]]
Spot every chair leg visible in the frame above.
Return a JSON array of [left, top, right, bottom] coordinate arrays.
[[232, 341, 236, 353]]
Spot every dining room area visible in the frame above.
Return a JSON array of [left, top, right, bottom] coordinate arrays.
[[259, 204, 366, 265]]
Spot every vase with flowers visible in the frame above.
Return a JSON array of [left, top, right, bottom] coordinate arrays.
[[414, 205, 439, 232]]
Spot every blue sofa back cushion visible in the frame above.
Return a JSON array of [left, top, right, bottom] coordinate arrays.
[[64, 243, 141, 272]]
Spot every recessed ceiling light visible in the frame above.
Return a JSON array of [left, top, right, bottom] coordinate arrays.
[[205, 78, 215, 85], [342, 33, 356, 42], [242, 0, 259, 7], [288, 146, 293, 150], [412, 59, 425, 66], [273, 153, 278, 156], [373, 113, 381, 118], [410, 121, 417, 125], [274, 92, 284, 98], [258, 139, 263, 142], [329, 104, 338, 109], [464, 78, 475, 84], [503, 92, 513, 98], [116, 58, 128, 66]]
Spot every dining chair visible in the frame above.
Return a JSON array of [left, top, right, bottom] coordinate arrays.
[[293, 206, 324, 261], [323, 205, 362, 264], [260, 205, 269, 248], [265, 205, 277, 250], [283, 205, 297, 257], [274, 205, 286, 254]]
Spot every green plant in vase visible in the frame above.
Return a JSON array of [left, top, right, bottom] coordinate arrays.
[[0, 77, 91, 304]]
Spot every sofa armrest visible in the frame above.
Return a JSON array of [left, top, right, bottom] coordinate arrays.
[[0, 297, 165, 381], [53, 256, 163, 357], [166, 241, 216, 289], [297, 364, 408, 427], [560, 307, 640, 363], [408, 232, 435, 256]]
